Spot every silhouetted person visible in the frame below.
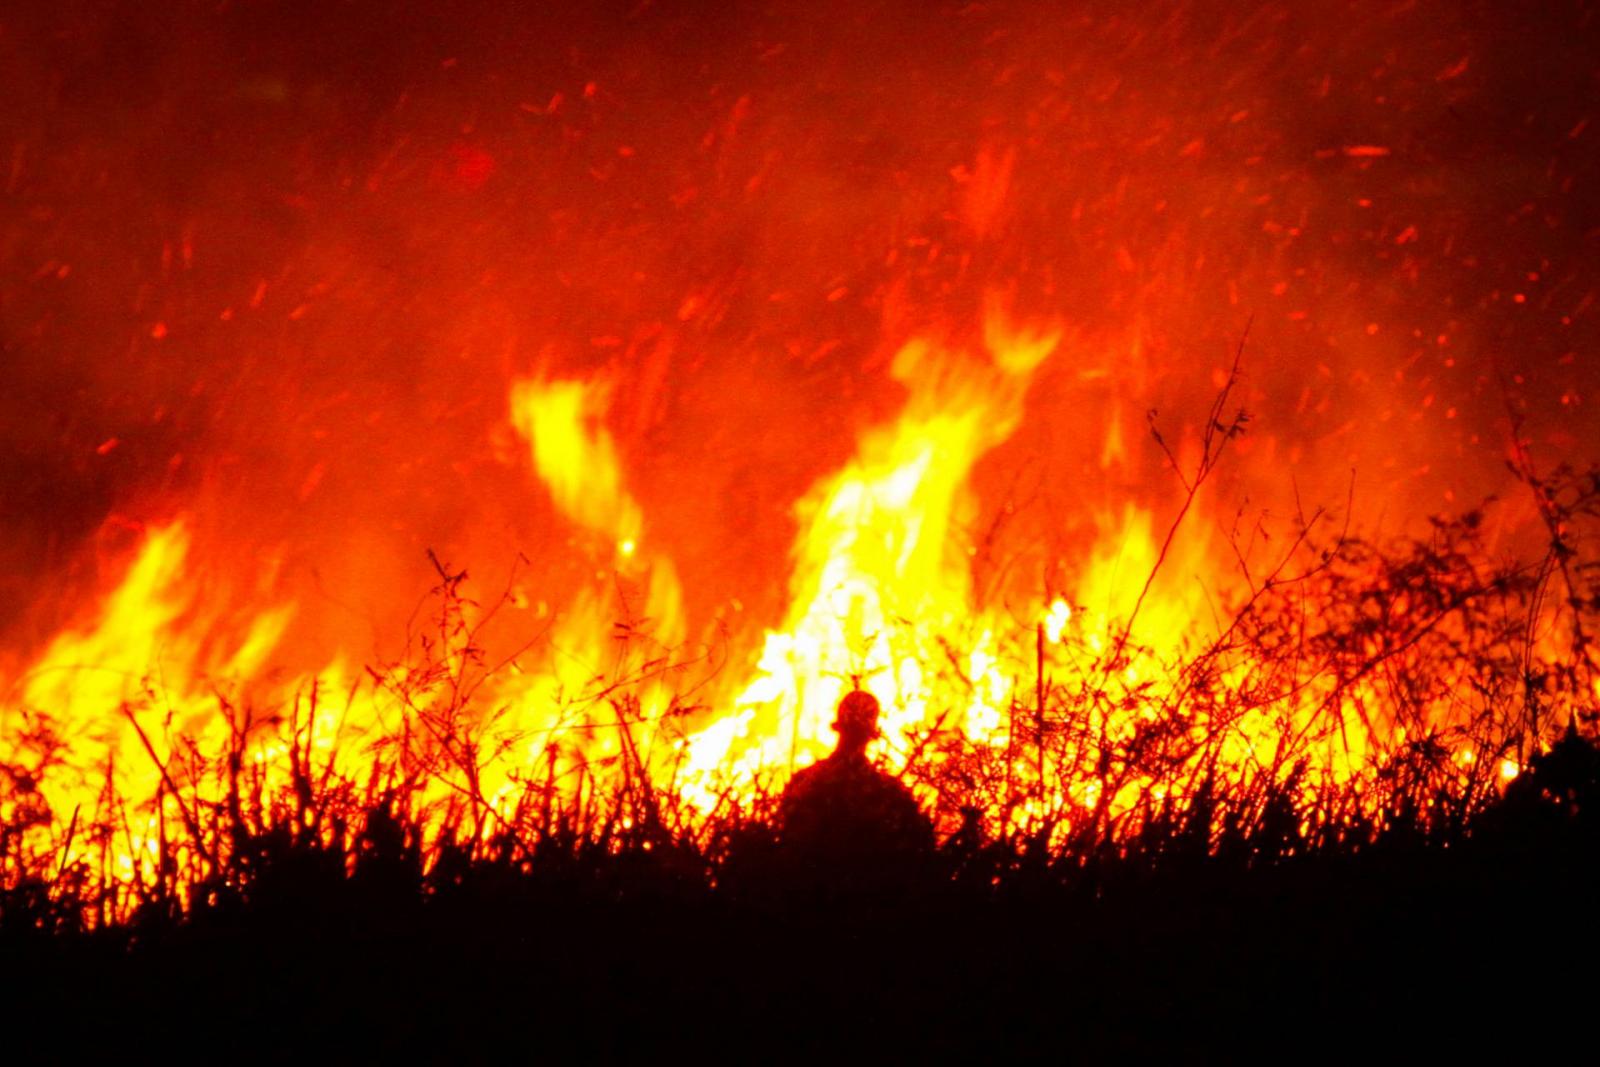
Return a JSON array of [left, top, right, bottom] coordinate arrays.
[[775, 690, 935, 890]]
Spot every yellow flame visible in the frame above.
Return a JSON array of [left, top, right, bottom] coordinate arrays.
[[1043, 598, 1072, 643], [0, 300, 1577, 903], [680, 312, 1058, 787], [510, 376, 642, 555]]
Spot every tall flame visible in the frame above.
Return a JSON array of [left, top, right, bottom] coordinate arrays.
[[4, 286, 1584, 901], [681, 309, 1059, 789]]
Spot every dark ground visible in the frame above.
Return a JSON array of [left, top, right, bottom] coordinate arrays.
[[5, 753, 1598, 1062]]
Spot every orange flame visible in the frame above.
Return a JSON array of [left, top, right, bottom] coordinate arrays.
[[0, 300, 1585, 898]]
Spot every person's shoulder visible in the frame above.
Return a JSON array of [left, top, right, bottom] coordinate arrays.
[[779, 757, 831, 804], [787, 756, 832, 787], [860, 762, 916, 796]]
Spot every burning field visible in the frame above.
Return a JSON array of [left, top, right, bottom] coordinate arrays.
[[2, 0, 1598, 1053]]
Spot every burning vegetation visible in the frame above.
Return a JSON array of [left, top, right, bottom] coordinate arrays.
[[4, 323, 1597, 917], [2, 0, 1599, 1052]]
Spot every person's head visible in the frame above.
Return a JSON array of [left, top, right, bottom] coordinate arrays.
[[832, 690, 881, 755]]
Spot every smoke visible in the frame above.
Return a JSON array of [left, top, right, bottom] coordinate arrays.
[[1, 0, 1595, 663]]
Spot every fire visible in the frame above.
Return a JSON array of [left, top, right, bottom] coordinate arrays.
[[1, 2, 1595, 913], [6, 288, 1583, 898], [510, 376, 646, 563], [1043, 599, 1072, 644], [678, 309, 1058, 789], [7, 523, 297, 885]]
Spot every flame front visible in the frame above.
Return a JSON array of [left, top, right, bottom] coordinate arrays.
[[3, 295, 1586, 895], [2, 1, 1596, 909], [677, 311, 1058, 789]]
